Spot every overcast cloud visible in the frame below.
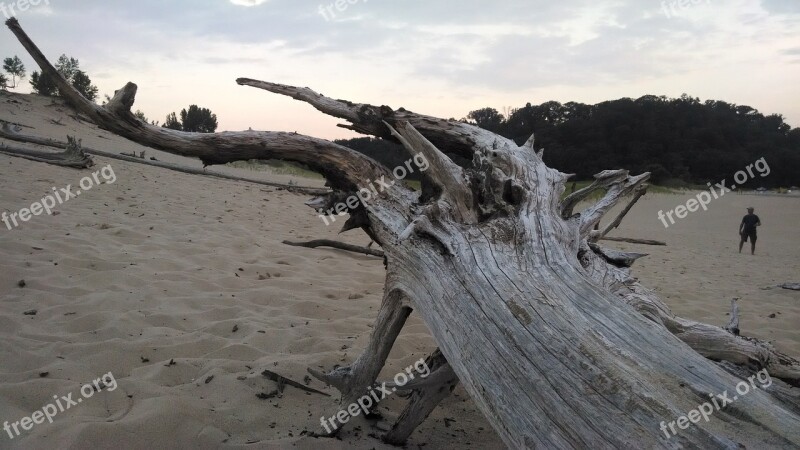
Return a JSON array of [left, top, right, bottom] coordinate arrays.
[[1, 0, 798, 138]]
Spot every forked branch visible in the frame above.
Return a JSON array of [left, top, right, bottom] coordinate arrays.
[[237, 77, 517, 160], [596, 184, 648, 240], [560, 169, 628, 219], [385, 121, 474, 222], [578, 172, 650, 237]]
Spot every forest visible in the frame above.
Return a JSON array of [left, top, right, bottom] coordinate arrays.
[[339, 94, 800, 188]]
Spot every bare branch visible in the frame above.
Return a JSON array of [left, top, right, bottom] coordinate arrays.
[[560, 169, 628, 219], [588, 243, 648, 268], [385, 120, 474, 222], [596, 185, 648, 240], [0, 121, 328, 193], [383, 349, 459, 445], [579, 172, 650, 237], [5, 18, 390, 192], [308, 289, 412, 409], [282, 239, 384, 257], [600, 236, 666, 246], [237, 77, 518, 160], [0, 136, 93, 168], [725, 298, 740, 336]]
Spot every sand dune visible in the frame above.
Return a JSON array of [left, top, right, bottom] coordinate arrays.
[[1, 93, 798, 449]]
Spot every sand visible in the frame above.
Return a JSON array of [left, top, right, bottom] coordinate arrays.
[[0, 92, 798, 449]]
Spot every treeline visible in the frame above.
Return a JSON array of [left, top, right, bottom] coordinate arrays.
[[337, 95, 799, 188], [464, 95, 799, 187], [5, 57, 797, 187]]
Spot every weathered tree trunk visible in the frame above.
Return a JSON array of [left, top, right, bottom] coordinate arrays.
[[7, 17, 800, 448]]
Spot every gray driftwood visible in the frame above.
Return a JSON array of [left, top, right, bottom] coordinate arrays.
[[382, 348, 459, 445], [0, 120, 328, 195], [0, 134, 93, 168], [599, 236, 667, 246], [780, 283, 800, 291], [8, 17, 800, 449], [282, 239, 384, 257], [724, 298, 740, 336]]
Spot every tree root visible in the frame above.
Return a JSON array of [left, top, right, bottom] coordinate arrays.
[[383, 349, 459, 445], [308, 288, 412, 412]]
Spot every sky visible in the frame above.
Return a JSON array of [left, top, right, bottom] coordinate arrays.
[[1, 0, 799, 139]]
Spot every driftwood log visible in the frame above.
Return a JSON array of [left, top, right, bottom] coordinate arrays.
[[282, 239, 384, 257], [600, 236, 667, 246], [0, 120, 328, 195], [0, 133, 93, 168], [7, 17, 800, 449]]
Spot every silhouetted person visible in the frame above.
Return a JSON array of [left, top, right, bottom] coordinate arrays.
[[739, 207, 761, 255]]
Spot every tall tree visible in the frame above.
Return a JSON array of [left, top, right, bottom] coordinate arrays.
[[29, 70, 57, 96], [179, 104, 218, 133], [29, 55, 98, 101], [71, 70, 97, 101], [2, 55, 25, 89], [54, 54, 79, 81], [464, 107, 504, 133], [162, 112, 182, 130]]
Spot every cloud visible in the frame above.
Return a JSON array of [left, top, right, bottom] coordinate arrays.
[[0, 0, 797, 132], [229, 0, 269, 6]]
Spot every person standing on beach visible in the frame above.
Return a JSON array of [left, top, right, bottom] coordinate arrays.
[[739, 207, 761, 255]]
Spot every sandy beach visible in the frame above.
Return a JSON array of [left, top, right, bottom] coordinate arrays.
[[1, 93, 798, 449]]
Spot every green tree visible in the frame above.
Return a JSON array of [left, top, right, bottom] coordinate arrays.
[[29, 55, 98, 101], [180, 105, 218, 133], [55, 54, 79, 81], [0, 73, 8, 90], [2, 56, 26, 89], [465, 107, 505, 133], [162, 112, 182, 130], [29, 70, 58, 96], [71, 70, 98, 101]]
